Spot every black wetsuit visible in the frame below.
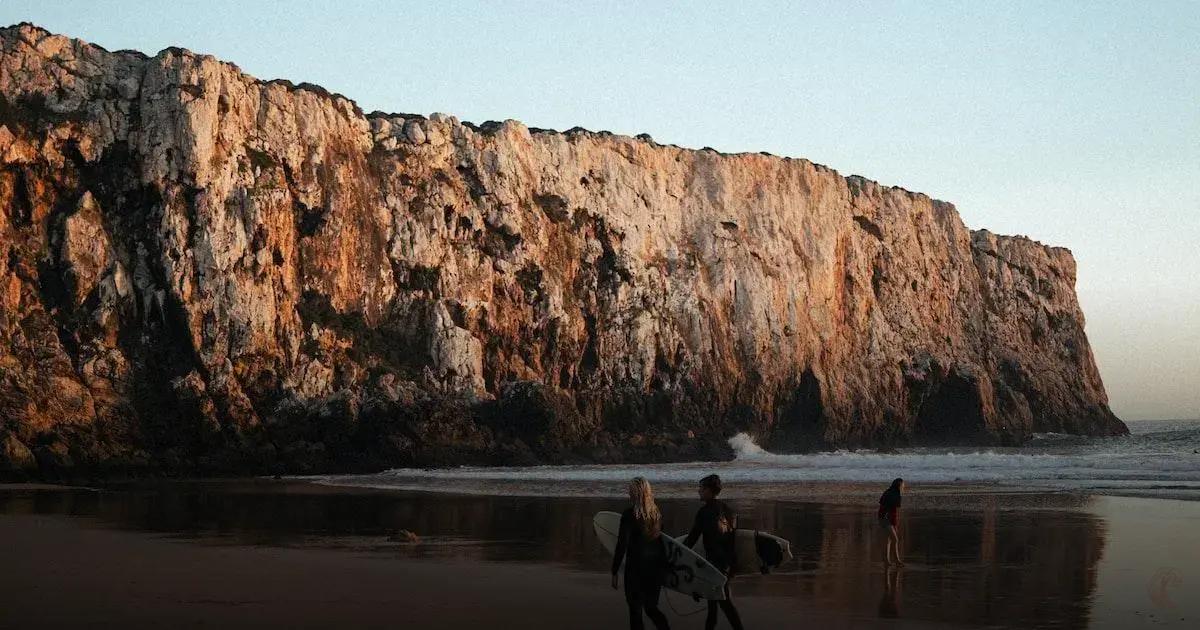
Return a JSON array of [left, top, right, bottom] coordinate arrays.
[[684, 500, 745, 630], [878, 487, 901, 527], [612, 508, 670, 630]]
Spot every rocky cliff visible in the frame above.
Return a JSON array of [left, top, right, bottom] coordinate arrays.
[[0, 24, 1125, 475]]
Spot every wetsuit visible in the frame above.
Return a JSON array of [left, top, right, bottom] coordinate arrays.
[[612, 508, 670, 630], [684, 500, 744, 630], [878, 487, 901, 528]]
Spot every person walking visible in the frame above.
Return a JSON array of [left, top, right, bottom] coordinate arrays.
[[879, 477, 905, 566], [612, 477, 671, 630], [684, 474, 744, 630]]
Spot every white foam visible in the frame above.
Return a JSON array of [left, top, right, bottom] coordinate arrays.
[[728, 432, 769, 459], [307, 421, 1200, 499]]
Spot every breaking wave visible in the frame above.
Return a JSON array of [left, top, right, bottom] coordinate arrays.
[[307, 419, 1200, 500]]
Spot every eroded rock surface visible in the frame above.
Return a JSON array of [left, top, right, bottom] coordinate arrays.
[[0, 24, 1126, 475]]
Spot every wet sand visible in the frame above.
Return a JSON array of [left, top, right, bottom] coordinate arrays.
[[0, 482, 1195, 629], [0, 515, 941, 630]]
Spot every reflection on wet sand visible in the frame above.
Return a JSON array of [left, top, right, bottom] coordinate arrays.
[[879, 567, 901, 618], [738, 498, 1105, 628], [0, 483, 1108, 629]]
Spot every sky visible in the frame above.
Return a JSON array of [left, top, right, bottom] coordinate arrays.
[[2, 1, 1196, 421]]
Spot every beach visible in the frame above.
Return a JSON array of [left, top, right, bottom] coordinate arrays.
[[0, 6, 1194, 630], [0, 480, 1195, 629]]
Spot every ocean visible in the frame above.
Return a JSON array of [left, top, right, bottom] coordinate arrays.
[[310, 418, 1200, 500]]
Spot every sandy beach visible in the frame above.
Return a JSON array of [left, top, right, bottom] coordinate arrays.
[[0, 481, 1195, 629]]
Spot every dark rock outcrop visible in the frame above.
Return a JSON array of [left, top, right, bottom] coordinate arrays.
[[0, 24, 1126, 475]]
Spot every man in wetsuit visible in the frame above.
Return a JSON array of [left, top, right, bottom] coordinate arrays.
[[684, 474, 745, 630]]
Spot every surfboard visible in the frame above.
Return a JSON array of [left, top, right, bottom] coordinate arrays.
[[593, 511, 727, 600], [677, 529, 794, 575]]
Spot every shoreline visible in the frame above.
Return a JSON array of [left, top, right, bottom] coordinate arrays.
[[7, 469, 1199, 503], [5, 418, 1195, 497], [299, 476, 1200, 502]]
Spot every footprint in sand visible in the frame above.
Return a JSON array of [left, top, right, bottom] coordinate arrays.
[[1147, 567, 1182, 610]]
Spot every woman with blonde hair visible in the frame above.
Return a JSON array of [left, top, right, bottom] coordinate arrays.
[[611, 477, 670, 630]]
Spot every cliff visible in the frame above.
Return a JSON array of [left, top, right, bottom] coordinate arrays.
[[0, 25, 1125, 475]]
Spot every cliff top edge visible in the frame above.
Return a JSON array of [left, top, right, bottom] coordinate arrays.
[[0, 22, 1069, 257]]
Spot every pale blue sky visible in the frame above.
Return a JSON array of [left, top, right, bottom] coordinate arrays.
[[4, 1, 1196, 420]]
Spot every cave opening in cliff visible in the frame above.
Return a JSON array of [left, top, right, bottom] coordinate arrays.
[[913, 372, 987, 444], [768, 368, 825, 451]]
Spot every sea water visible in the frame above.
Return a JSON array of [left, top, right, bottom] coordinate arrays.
[[311, 419, 1200, 500]]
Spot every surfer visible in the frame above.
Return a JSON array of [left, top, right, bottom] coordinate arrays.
[[612, 477, 671, 630], [684, 474, 745, 630], [878, 477, 904, 566]]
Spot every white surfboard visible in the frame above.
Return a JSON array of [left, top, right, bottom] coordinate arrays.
[[677, 529, 794, 575], [593, 511, 727, 600]]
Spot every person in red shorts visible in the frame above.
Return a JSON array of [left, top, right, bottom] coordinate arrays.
[[878, 477, 905, 566]]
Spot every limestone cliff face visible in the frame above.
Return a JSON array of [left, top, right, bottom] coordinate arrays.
[[0, 25, 1125, 474]]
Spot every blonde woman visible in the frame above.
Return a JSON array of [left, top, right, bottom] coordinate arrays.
[[611, 477, 670, 630]]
